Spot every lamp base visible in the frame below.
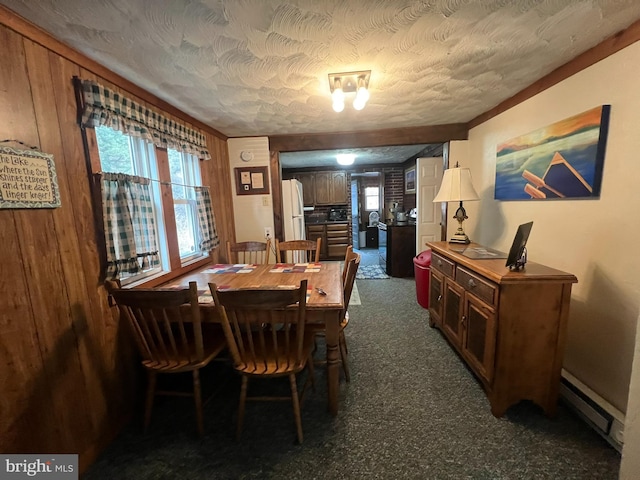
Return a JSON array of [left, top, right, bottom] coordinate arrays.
[[448, 233, 471, 244]]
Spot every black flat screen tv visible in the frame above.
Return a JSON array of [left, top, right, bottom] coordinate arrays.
[[505, 221, 534, 269]]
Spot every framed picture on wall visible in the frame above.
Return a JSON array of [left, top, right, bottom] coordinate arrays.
[[234, 166, 270, 195], [405, 166, 416, 194], [495, 105, 610, 200]]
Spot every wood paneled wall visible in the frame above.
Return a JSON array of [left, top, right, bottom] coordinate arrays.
[[0, 15, 235, 472]]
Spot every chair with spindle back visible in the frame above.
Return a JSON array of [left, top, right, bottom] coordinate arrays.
[[275, 238, 321, 263], [105, 280, 226, 436], [209, 280, 315, 443], [226, 240, 271, 264], [309, 250, 360, 382]]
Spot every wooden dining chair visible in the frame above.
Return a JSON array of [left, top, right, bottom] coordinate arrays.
[[342, 245, 356, 284], [209, 280, 315, 444], [226, 239, 271, 264], [275, 238, 321, 263], [105, 280, 226, 436], [338, 252, 361, 381], [310, 251, 360, 382]]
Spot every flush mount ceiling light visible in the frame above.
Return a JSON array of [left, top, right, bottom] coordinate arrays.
[[328, 70, 371, 112], [336, 154, 356, 165]]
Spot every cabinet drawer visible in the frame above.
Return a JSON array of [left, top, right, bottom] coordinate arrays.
[[456, 267, 497, 306], [432, 252, 455, 278], [328, 244, 348, 257], [327, 236, 349, 244], [326, 230, 348, 238], [326, 223, 348, 231], [307, 225, 325, 232]]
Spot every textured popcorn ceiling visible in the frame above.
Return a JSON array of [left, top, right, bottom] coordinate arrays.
[[6, 0, 640, 140]]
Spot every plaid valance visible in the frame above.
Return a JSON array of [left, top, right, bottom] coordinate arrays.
[[80, 79, 211, 160]]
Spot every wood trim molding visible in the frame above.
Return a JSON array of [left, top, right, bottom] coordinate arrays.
[[268, 123, 468, 152], [469, 18, 640, 128], [0, 4, 228, 141]]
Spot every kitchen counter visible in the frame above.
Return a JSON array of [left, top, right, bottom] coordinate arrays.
[[379, 220, 416, 227], [305, 219, 349, 225]]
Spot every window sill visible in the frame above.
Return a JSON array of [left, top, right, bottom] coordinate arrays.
[[124, 255, 212, 289]]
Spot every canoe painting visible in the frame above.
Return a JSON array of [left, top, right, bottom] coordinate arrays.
[[495, 105, 610, 200]]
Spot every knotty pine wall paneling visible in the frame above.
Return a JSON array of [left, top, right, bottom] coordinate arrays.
[[0, 14, 235, 473]]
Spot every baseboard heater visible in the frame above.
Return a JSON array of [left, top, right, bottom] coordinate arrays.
[[559, 369, 624, 452]]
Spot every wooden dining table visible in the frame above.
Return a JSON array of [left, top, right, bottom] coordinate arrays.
[[162, 261, 345, 415]]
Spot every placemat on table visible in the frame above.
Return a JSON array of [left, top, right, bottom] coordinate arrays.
[[269, 263, 322, 273], [201, 264, 258, 274]]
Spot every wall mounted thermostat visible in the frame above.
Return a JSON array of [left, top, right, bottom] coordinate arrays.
[[240, 150, 253, 162]]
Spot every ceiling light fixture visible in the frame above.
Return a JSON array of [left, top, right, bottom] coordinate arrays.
[[329, 70, 371, 112], [336, 154, 356, 166]]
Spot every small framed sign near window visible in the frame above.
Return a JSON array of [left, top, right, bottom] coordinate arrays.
[[405, 166, 416, 194], [234, 166, 270, 195]]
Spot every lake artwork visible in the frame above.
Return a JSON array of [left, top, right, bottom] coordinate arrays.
[[495, 105, 610, 200]]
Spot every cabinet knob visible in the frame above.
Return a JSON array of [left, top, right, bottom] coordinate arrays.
[[461, 315, 467, 327], [437, 260, 443, 267], [468, 279, 477, 288], [437, 294, 442, 302]]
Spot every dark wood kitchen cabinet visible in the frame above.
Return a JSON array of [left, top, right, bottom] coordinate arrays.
[[384, 223, 415, 277], [296, 173, 315, 205], [305, 222, 349, 260], [309, 171, 348, 205], [306, 224, 327, 258], [285, 170, 348, 206], [426, 241, 577, 418]]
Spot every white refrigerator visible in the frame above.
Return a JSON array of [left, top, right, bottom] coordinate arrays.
[[282, 179, 306, 242]]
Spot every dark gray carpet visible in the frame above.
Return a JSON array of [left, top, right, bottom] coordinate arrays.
[[84, 250, 620, 479]]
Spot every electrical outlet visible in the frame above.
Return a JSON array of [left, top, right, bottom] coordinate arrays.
[[264, 227, 272, 239]]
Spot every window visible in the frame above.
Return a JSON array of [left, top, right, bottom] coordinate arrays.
[[364, 186, 380, 211], [168, 149, 202, 261], [94, 125, 207, 283]]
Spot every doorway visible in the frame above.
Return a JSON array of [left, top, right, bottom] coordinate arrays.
[[350, 171, 383, 252]]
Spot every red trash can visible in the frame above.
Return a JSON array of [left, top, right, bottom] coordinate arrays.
[[413, 250, 432, 309]]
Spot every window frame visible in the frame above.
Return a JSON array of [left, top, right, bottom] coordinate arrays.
[[84, 127, 211, 288], [364, 186, 380, 212]]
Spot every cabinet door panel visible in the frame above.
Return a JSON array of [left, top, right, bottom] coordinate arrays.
[[462, 294, 496, 384], [331, 172, 348, 204], [429, 269, 444, 327], [314, 172, 331, 205], [442, 279, 464, 347], [297, 174, 315, 206]]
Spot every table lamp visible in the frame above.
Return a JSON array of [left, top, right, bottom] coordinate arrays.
[[433, 163, 480, 244]]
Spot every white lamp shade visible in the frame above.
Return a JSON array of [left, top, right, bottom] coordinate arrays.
[[433, 167, 480, 202]]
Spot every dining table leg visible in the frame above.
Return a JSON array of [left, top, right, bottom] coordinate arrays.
[[324, 311, 341, 416]]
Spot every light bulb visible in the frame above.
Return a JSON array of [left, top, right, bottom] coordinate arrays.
[[353, 97, 365, 110], [356, 86, 370, 103], [333, 99, 345, 112]]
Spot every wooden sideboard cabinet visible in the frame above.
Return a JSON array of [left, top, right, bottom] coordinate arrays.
[[426, 241, 577, 417]]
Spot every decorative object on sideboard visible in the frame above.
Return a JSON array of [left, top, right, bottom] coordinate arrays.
[[432, 162, 480, 244], [505, 221, 533, 270], [495, 105, 610, 200]]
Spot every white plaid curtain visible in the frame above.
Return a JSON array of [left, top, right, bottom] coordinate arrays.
[[80, 79, 211, 160], [194, 186, 220, 251], [102, 173, 160, 280]]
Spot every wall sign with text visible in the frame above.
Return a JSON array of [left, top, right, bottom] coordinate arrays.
[[0, 147, 61, 208], [234, 166, 270, 195]]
